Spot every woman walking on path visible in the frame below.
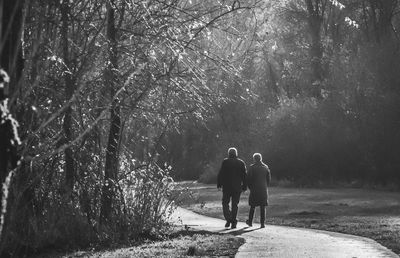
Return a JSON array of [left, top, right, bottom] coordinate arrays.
[[246, 153, 271, 228]]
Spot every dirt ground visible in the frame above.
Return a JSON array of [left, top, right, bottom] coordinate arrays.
[[177, 182, 400, 255]]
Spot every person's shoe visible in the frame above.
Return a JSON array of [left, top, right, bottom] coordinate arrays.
[[245, 219, 252, 227], [225, 221, 230, 228], [260, 223, 265, 228], [231, 221, 237, 229]]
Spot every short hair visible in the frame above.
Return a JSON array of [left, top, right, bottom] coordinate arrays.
[[253, 153, 262, 162], [228, 147, 238, 157]]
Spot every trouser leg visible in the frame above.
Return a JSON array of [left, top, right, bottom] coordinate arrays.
[[260, 205, 266, 225], [230, 191, 241, 223], [222, 191, 232, 222], [248, 206, 255, 223]]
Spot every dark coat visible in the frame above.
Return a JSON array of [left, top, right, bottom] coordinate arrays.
[[247, 161, 271, 206], [217, 157, 247, 193]]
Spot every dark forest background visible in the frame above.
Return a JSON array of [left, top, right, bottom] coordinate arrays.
[[1, 0, 400, 256]]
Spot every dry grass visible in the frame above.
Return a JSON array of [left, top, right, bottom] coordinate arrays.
[[37, 229, 244, 258], [178, 182, 400, 255]]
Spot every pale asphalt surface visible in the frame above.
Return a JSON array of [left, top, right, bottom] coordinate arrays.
[[173, 207, 399, 258]]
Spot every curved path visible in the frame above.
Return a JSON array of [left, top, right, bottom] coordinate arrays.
[[173, 207, 399, 258]]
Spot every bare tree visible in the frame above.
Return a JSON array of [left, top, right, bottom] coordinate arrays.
[[60, 0, 76, 194], [100, 0, 122, 224]]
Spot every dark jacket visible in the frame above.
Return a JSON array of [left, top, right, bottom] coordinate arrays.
[[217, 157, 247, 193], [247, 161, 271, 206]]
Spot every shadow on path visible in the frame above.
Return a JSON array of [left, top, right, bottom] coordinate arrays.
[[229, 227, 262, 236], [214, 226, 261, 235]]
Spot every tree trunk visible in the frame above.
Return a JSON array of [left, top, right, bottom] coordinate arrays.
[[0, 0, 24, 188], [0, 0, 24, 99], [60, 0, 75, 193], [304, 0, 323, 99], [0, 0, 25, 245], [100, 0, 120, 224]]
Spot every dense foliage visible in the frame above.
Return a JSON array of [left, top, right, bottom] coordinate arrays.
[[0, 0, 260, 256], [169, 0, 400, 188]]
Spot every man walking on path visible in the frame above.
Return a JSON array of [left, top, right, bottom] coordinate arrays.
[[246, 153, 271, 228], [217, 147, 247, 229]]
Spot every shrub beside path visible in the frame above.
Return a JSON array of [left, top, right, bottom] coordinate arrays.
[[173, 207, 399, 258]]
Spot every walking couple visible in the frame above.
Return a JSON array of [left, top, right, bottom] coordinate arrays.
[[217, 147, 271, 229]]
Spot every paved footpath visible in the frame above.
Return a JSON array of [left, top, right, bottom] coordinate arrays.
[[173, 207, 399, 258]]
